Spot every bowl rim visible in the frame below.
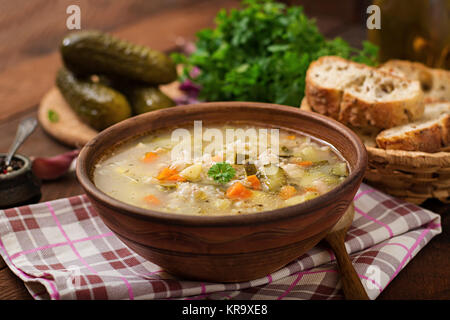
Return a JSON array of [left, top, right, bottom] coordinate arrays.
[[76, 101, 367, 227]]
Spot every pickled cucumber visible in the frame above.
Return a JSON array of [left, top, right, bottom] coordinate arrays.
[[260, 165, 287, 192], [61, 30, 177, 85], [56, 68, 132, 131], [125, 86, 175, 115], [105, 76, 176, 115]]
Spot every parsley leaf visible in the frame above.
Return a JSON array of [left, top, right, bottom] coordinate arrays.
[[172, 0, 379, 106], [48, 109, 59, 123], [207, 162, 236, 184]]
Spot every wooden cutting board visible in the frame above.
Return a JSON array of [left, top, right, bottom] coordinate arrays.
[[38, 81, 183, 148]]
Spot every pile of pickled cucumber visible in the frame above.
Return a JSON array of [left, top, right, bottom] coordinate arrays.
[[56, 30, 178, 131]]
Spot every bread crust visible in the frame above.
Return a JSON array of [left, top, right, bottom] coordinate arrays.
[[339, 89, 424, 129], [440, 114, 450, 145], [305, 78, 342, 119], [305, 56, 425, 129], [375, 121, 444, 153], [375, 111, 450, 153]]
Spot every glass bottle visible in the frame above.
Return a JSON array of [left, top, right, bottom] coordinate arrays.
[[368, 0, 449, 68]]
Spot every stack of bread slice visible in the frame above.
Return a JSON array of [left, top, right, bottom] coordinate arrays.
[[304, 56, 450, 153]]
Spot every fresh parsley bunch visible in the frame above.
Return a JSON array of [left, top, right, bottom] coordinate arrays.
[[172, 0, 378, 106]]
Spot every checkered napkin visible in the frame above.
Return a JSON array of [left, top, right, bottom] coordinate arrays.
[[0, 183, 441, 300]]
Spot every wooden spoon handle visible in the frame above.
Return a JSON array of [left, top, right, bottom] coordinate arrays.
[[325, 231, 370, 300]]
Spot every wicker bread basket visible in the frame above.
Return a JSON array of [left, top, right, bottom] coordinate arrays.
[[300, 98, 450, 204]]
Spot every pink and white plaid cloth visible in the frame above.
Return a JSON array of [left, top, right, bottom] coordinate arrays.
[[0, 183, 441, 300]]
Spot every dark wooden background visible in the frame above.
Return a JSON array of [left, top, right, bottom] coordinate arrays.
[[0, 0, 448, 300]]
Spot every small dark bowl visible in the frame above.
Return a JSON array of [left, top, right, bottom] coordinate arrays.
[[0, 153, 41, 209], [77, 102, 367, 282]]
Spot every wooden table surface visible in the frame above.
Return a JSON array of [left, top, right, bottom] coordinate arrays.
[[0, 0, 449, 300]]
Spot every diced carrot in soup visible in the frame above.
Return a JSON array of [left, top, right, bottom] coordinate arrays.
[[296, 161, 313, 167], [226, 182, 253, 199], [143, 195, 161, 206], [165, 174, 186, 182], [304, 187, 318, 193], [246, 175, 261, 190], [157, 167, 179, 180], [279, 186, 297, 200], [141, 152, 158, 163]]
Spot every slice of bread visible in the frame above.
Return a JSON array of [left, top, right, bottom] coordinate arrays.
[[380, 60, 450, 103], [305, 56, 424, 129], [375, 102, 450, 152], [300, 97, 380, 147]]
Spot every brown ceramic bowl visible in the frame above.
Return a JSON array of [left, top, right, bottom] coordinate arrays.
[[76, 102, 367, 282]]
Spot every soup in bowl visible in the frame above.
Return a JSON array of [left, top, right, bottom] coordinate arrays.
[[77, 102, 367, 282], [93, 123, 349, 215]]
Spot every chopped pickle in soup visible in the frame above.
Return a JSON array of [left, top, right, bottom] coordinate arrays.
[[93, 123, 348, 216]]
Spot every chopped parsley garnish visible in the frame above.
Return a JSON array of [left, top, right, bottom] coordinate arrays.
[[208, 162, 236, 184], [48, 109, 59, 123]]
